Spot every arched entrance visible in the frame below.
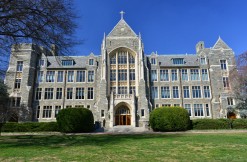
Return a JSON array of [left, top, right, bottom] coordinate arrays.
[[115, 106, 131, 125]]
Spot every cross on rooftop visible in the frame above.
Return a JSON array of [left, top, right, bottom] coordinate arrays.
[[120, 11, 125, 19]]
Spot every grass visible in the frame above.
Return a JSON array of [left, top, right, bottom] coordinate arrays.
[[1, 133, 247, 161]]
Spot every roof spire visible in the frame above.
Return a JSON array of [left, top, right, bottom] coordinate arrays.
[[120, 11, 125, 19]]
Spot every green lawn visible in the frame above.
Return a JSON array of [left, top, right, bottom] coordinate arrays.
[[0, 133, 247, 161]]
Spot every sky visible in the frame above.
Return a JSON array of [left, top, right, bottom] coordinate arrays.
[[72, 0, 247, 56]]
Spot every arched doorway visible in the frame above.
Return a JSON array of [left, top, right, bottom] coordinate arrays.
[[115, 106, 131, 125]]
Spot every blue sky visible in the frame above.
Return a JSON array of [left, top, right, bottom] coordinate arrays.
[[73, 0, 246, 56]]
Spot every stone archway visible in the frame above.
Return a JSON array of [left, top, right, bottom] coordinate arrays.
[[115, 105, 131, 125]]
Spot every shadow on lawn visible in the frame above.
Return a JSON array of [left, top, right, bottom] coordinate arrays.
[[0, 134, 184, 149]]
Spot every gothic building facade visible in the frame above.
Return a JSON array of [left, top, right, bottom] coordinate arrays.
[[5, 15, 236, 128]]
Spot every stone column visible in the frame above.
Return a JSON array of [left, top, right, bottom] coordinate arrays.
[[127, 51, 130, 94], [131, 94, 136, 127], [109, 92, 114, 127], [116, 52, 119, 94]]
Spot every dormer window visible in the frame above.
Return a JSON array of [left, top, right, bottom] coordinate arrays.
[[151, 58, 156, 65], [173, 58, 184, 65], [200, 57, 206, 64], [39, 59, 45, 67], [89, 59, 94, 65], [62, 60, 73, 66]]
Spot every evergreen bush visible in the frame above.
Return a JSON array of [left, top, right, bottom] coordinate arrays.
[[232, 119, 247, 129], [56, 108, 94, 133], [192, 119, 230, 130], [149, 106, 191, 132], [1, 122, 59, 132]]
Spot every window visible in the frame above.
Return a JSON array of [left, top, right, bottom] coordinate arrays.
[[111, 87, 116, 94], [190, 69, 200, 81], [67, 88, 73, 99], [101, 110, 105, 118], [87, 87, 94, 99], [89, 59, 94, 65], [66, 105, 72, 108], [223, 77, 230, 88], [110, 55, 116, 64], [88, 71, 94, 82], [67, 71, 74, 82], [56, 88, 62, 99], [57, 71, 64, 82], [118, 87, 127, 94], [16, 61, 23, 72], [76, 71, 86, 82], [130, 69, 135, 80], [151, 70, 157, 81], [118, 69, 127, 81], [118, 51, 127, 64], [181, 69, 188, 81], [43, 106, 52, 118], [172, 86, 179, 98], [151, 87, 158, 99], [220, 60, 227, 70], [39, 59, 44, 67], [205, 104, 210, 116], [171, 69, 178, 81], [204, 86, 211, 98], [227, 97, 234, 105], [183, 86, 190, 98], [160, 70, 169, 81], [161, 86, 170, 98], [151, 58, 156, 65], [129, 55, 135, 64], [62, 60, 73, 66], [35, 88, 42, 100], [87, 105, 91, 109], [194, 104, 204, 117], [155, 104, 159, 108], [110, 70, 116, 81], [36, 106, 40, 119], [14, 79, 21, 89], [201, 69, 208, 81], [141, 109, 145, 117], [46, 71, 55, 82], [76, 87, 84, 99], [174, 104, 180, 107], [173, 58, 184, 64], [12, 97, 21, 107], [75, 105, 84, 108], [55, 106, 61, 118], [37, 71, 43, 83], [192, 86, 201, 98], [44, 88, 53, 99], [200, 58, 206, 64], [130, 87, 135, 94], [162, 104, 171, 107], [184, 104, 191, 116]]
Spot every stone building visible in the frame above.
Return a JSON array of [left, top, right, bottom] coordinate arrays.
[[5, 14, 236, 128]]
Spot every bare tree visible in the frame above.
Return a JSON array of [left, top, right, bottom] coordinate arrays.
[[229, 51, 247, 118], [0, 0, 80, 76]]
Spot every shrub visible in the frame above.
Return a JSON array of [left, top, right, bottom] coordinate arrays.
[[149, 106, 191, 132], [192, 119, 230, 130], [232, 119, 247, 129], [1, 122, 59, 132], [56, 108, 94, 133]]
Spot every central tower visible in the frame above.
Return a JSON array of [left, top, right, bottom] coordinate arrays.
[[99, 12, 151, 128]]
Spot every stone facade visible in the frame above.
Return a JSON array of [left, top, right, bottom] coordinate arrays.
[[5, 16, 236, 128]]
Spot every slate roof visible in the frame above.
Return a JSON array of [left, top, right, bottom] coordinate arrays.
[[44, 56, 99, 69], [148, 54, 200, 67]]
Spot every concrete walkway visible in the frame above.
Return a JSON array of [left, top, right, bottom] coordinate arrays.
[[1, 129, 247, 136]]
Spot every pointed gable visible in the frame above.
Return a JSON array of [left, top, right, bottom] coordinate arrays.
[[213, 37, 231, 49], [107, 19, 137, 37]]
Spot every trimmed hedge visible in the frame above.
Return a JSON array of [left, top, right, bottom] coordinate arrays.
[[192, 119, 231, 130], [232, 119, 247, 129], [150, 106, 191, 132], [56, 108, 94, 133], [1, 122, 59, 132]]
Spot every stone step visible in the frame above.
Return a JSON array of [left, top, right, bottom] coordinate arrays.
[[105, 126, 149, 133]]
